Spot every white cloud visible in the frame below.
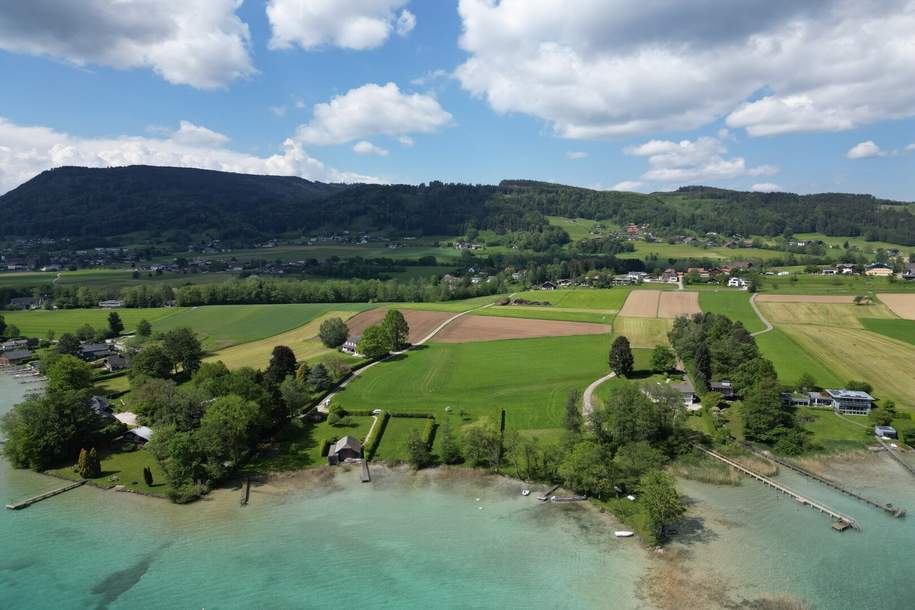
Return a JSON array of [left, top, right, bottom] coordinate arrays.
[[846, 141, 884, 159], [398, 135, 415, 147], [906, 143, 915, 152], [611, 180, 645, 191], [267, 0, 414, 51], [625, 136, 778, 183], [295, 99, 306, 109], [296, 82, 452, 146], [353, 140, 389, 156], [411, 68, 449, 87], [270, 105, 288, 117], [0, 0, 254, 89], [751, 183, 783, 192], [456, 0, 915, 138], [566, 151, 589, 160], [0, 117, 380, 195]]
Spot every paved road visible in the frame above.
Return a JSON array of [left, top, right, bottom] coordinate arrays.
[[748, 293, 774, 336], [582, 371, 616, 418]]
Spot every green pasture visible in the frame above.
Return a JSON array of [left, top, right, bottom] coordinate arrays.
[[374, 417, 431, 462], [0, 268, 236, 290], [545, 216, 608, 241], [860, 318, 915, 346], [2, 307, 180, 337], [333, 335, 612, 432], [47, 446, 171, 496], [510, 288, 629, 310], [793, 232, 912, 255], [754, 328, 843, 388], [160, 240, 463, 264], [472, 306, 612, 324], [758, 274, 915, 295], [616, 241, 783, 262], [698, 290, 766, 333]]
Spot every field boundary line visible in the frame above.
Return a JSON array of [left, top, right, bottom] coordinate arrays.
[[749, 293, 774, 336]]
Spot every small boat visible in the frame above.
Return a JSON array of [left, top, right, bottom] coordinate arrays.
[[521, 489, 531, 496], [614, 531, 634, 538]]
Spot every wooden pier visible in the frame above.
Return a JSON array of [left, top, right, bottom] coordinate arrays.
[[537, 484, 561, 502], [875, 438, 915, 479], [694, 445, 860, 530], [6, 480, 86, 510], [360, 461, 371, 483], [740, 443, 905, 518], [240, 477, 251, 506]]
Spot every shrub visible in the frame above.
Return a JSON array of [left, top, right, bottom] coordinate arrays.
[[364, 411, 390, 460], [320, 437, 338, 457], [421, 418, 438, 449]]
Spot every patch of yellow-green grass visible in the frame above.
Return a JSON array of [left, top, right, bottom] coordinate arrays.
[[2, 307, 181, 338], [205, 311, 358, 370], [757, 301, 897, 328], [510, 288, 630, 310], [780, 324, 915, 411], [473, 306, 614, 324], [612, 316, 673, 348], [374, 417, 430, 462], [47, 447, 171, 496], [545, 216, 608, 241]]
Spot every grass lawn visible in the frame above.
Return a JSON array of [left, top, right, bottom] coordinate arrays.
[[0, 268, 236, 290], [509, 288, 630, 310], [698, 290, 766, 333], [616, 241, 784, 262], [792, 232, 911, 256], [545, 216, 608, 241], [374, 417, 430, 462], [47, 446, 171, 496], [472, 306, 613, 324], [153, 303, 373, 351], [395, 295, 505, 312], [205, 310, 364, 370], [796, 408, 872, 452], [2, 307, 181, 338], [247, 416, 376, 473], [861, 318, 915, 346], [758, 274, 915, 295], [754, 328, 843, 388], [333, 335, 612, 432], [612, 316, 672, 347]]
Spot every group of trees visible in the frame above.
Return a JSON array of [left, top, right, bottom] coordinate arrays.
[[357, 310, 411, 358], [129, 328, 205, 379]]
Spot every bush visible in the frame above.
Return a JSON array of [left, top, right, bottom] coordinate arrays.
[[320, 437, 338, 457], [364, 411, 390, 460], [421, 418, 438, 449]]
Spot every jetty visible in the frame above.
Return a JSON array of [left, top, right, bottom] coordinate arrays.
[[740, 443, 905, 518], [537, 484, 561, 501], [875, 437, 915, 479], [240, 477, 251, 506], [694, 445, 860, 530], [6, 480, 86, 510], [360, 461, 371, 483], [549, 495, 587, 502]]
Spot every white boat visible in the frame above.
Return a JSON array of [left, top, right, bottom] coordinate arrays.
[[521, 489, 530, 496], [614, 531, 634, 538]]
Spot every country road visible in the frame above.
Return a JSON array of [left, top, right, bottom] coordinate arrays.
[[582, 371, 616, 417], [749, 293, 774, 336]]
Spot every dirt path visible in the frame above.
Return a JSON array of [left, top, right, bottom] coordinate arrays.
[[582, 372, 616, 418], [749, 293, 774, 337]]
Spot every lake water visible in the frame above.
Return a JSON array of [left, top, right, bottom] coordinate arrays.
[[2, 372, 915, 609]]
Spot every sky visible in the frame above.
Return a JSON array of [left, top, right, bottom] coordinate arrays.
[[0, 0, 913, 199]]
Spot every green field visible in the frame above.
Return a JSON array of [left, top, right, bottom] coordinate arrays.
[[333, 335, 612, 433], [860, 318, 915, 346], [759, 274, 915, 295], [472, 306, 612, 324], [248, 416, 376, 473], [47, 446, 171, 496], [0, 268, 236, 290], [374, 417, 431, 462], [510, 288, 629, 310], [612, 317, 672, 347], [793, 232, 912, 255], [395, 296, 504, 312], [545, 216, 609, 241], [796, 409, 871, 451], [160, 239, 464, 264], [152, 303, 372, 350], [698, 291, 766, 333], [2, 307, 181, 337], [754, 328, 843, 388], [617, 241, 784, 262]]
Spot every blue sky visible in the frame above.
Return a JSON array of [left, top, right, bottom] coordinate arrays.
[[0, 1, 913, 199]]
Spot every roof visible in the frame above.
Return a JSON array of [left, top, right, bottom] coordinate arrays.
[[671, 379, 695, 393], [825, 389, 875, 401], [128, 426, 154, 441], [875, 425, 897, 433], [345, 335, 361, 344], [1, 349, 33, 361], [333, 436, 362, 453]]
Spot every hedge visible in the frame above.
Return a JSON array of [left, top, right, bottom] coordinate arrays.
[[422, 418, 438, 449], [319, 437, 338, 458], [386, 412, 435, 419], [363, 411, 390, 460]]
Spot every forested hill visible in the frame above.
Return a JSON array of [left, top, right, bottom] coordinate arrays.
[[1, 166, 913, 246]]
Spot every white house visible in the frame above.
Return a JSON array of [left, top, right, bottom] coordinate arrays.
[[825, 389, 875, 415], [727, 277, 747, 288]]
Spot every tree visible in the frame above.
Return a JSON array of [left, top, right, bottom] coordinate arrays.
[[795, 372, 817, 393], [692, 343, 712, 390], [57, 333, 81, 356], [47, 355, 95, 394], [700, 391, 724, 414], [306, 363, 332, 392], [650, 345, 676, 374], [357, 325, 390, 359], [137, 319, 152, 337], [318, 317, 349, 348], [461, 424, 501, 468], [439, 417, 463, 465], [0, 314, 5, 337], [198, 394, 264, 467], [279, 377, 310, 416], [846, 380, 873, 393], [295, 361, 311, 382], [609, 335, 634, 378], [382, 309, 410, 350], [405, 429, 431, 469], [108, 312, 124, 336], [130, 377, 205, 430], [6, 324, 20, 339], [563, 389, 583, 435], [639, 470, 685, 543], [558, 441, 616, 500], [87, 448, 102, 478], [162, 327, 204, 375], [742, 381, 795, 445], [322, 355, 352, 380], [143, 466, 154, 487], [77, 448, 90, 478], [870, 407, 894, 427], [131, 345, 174, 380], [265, 345, 297, 387], [75, 324, 96, 342]]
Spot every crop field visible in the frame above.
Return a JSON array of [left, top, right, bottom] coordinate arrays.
[[344, 308, 455, 344], [860, 318, 915, 346], [878, 293, 915, 320], [509, 288, 630, 310], [698, 291, 765, 333], [472, 306, 612, 324], [206, 311, 362, 370], [432, 315, 611, 343], [755, 295, 856, 303], [394, 296, 504, 313], [757, 274, 915, 295], [611, 317, 672, 347], [779, 324, 915, 410], [756, 301, 896, 329], [754, 328, 843, 388], [618, 290, 701, 318], [333, 335, 612, 433], [1, 307, 180, 337], [153, 303, 373, 350]]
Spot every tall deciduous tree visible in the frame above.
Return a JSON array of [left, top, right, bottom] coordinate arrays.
[[265, 345, 297, 387], [137, 319, 152, 337], [198, 395, 263, 467], [639, 470, 685, 543], [382, 310, 410, 350], [405, 429, 431, 469], [131, 345, 174, 380], [439, 417, 462, 465], [162, 327, 204, 375], [47, 355, 94, 394], [306, 363, 332, 392], [57, 333, 81, 356], [650, 345, 676, 374], [108, 312, 124, 336], [609, 335, 634, 378], [563, 389, 583, 435], [358, 325, 390, 359], [318, 317, 349, 348]]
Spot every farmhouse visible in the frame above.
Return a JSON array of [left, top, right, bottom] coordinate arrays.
[[79, 343, 113, 361], [7, 297, 38, 310], [864, 263, 893, 277], [0, 349, 33, 365], [540, 281, 557, 290], [727, 277, 747, 288], [826, 389, 875, 415], [89, 396, 115, 420], [328, 436, 362, 464], [341, 335, 361, 355], [1, 339, 29, 351], [104, 354, 131, 372], [902, 263, 915, 281], [670, 379, 697, 409]]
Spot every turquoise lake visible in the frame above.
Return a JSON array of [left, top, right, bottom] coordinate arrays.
[[2, 372, 915, 609]]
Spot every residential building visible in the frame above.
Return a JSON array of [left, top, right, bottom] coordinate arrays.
[[328, 436, 362, 464], [89, 396, 115, 420], [825, 389, 875, 415], [864, 263, 893, 277], [104, 354, 131, 372], [727, 277, 747, 288], [7, 297, 38, 310], [540, 281, 557, 290], [1, 339, 29, 351], [341, 335, 361, 355], [709, 380, 737, 400], [124, 426, 154, 444], [0, 349, 33, 365], [670, 379, 697, 409], [902, 263, 915, 281], [79, 343, 113, 361]]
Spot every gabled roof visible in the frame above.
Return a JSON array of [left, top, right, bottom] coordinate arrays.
[[1, 349, 32, 361], [334, 436, 362, 453]]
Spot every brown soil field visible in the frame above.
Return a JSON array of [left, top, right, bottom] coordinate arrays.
[[755, 295, 855, 303], [345, 309, 454, 343], [878, 293, 915, 320], [430, 315, 611, 343], [657, 291, 701, 318], [619, 290, 660, 317]]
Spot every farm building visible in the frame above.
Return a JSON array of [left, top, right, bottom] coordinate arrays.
[[540, 281, 557, 290], [328, 436, 362, 464], [89, 396, 115, 420], [875, 425, 897, 439], [825, 389, 875, 415], [864, 263, 893, 277], [902, 263, 915, 281], [0, 349, 33, 365], [1, 339, 29, 351], [727, 277, 747, 288], [79, 343, 113, 361], [341, 335, 361, 355], [7, 297, 38, 310]]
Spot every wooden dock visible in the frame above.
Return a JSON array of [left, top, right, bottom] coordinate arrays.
[[740, 443, 905, 518], [6, 480, 86, 510], [537, 484, 561, 502], [361, 461, 371, 483], [694, 445, 860, 530], [875, 438, 915, 479], [240, 477, 251, 506]]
